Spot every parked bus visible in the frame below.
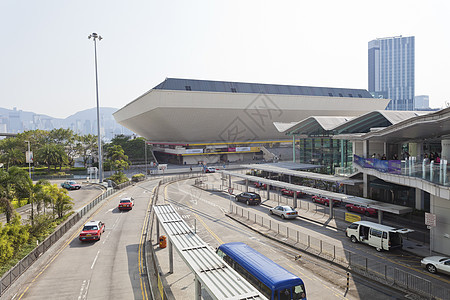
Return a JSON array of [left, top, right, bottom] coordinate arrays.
[[346, 220, 413, 251], [217, 242, 306, 300]]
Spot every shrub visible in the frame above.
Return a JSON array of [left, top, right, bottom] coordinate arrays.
[[132, 174, 145, 182], [107, 172, 129, 185]]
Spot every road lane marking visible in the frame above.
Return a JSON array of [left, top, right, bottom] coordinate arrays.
[[138, 185, 156, 300], [78, 279, 90, 300], [91, 250, 100, 269], [17, 187, 122, 299]]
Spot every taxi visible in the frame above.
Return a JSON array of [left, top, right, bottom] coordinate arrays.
[[79, 221, 105, 241]]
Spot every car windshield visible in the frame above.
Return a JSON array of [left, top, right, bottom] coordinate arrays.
[[120, 200, 131, 203], [83, 225, 98, 231], [68, 181, 76, 184]]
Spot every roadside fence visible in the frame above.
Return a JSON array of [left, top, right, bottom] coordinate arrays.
[[0, 180, 133, 297], [230, 204, 450, 300]]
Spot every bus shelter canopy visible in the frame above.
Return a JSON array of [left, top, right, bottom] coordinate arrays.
[[221, 171, 412, 215], [245, 163, 363, 186]]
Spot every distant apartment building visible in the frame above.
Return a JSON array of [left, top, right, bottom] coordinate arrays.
[[9, 108, 22, 133], [414, 95, 430, 110], [368, 36, 415, 110]]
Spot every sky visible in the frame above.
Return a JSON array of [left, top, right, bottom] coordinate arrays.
[[1, 0, 449, 119]]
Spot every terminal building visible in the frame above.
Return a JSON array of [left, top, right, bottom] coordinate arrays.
[[113, 78, 389, 164], [114, 77, 449, 255]]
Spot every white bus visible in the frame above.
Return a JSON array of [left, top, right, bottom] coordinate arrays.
[[346, 221, 413, 251]]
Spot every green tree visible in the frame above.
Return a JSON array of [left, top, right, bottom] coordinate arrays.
[[77, 134, 98, 167], [53, 187, 73, 219], [0, 167, 30, 223], [35, 143, 66, 171], [0, 148, 24, 169]]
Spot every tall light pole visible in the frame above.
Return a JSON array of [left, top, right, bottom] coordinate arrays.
[[88, 32, 103, 183], [25, 140, 31, 179]]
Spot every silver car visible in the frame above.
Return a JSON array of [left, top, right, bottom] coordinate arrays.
[[421, 256, 450, 275], [269, 205, 298, 219]]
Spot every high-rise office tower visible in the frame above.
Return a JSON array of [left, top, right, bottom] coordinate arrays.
[[368, 36, 415, 110], [414, 95, 429, 110]]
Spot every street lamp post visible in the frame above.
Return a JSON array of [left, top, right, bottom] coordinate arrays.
[[88, 32, 103, 183], [25, 140, 31, 179]]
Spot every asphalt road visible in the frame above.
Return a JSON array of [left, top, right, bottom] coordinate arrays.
[[157, 174, 410, 300], [13, 179, 158, 300], [0, 180, 103, 224]]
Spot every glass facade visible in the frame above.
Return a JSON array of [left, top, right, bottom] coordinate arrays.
[[368, 36, 415, 111], [297, 138, 352, 174]]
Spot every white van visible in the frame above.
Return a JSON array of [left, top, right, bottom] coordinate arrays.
[[346, 221, 413, 251]]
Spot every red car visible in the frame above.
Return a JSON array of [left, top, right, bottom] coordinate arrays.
[[118, 197, 134, 211], [281, 189, 304, 197], [254, 182, 267, 189], [79, 220, 105, 241], [345, 203, 378, 217], [312, 196, 341, 207]]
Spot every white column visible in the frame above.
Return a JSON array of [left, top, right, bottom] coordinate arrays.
[[442, 139, 450, 160], [415, 188, 423, 210]]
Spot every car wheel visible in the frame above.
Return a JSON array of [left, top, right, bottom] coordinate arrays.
[[281, 214, 285, 219], [269, 210, 273, 215], [376, 247, 381, 252], [426, 264, 437, 273], [246, 200, 250, 205], [312, 198, 316, 203], [325, 202, 329, 206], [365, 211, 370, 217], [350, 236, 358, 243]]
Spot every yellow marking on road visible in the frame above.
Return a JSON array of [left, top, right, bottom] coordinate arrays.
[[138, 185, 156, 300], [18, 191, 117, 299], [166, 181, 224, 245]]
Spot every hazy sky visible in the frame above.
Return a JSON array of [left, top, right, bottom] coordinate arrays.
[[1, 0, 449, 118]]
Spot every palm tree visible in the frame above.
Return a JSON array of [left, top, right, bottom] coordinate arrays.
[[36, 143, 59, 171], [1, 148, 25, 169], [0, 167, 29, 223]]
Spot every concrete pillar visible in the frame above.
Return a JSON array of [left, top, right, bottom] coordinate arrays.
[[363, 140, 369, 158], [292, 135, 296, 162], [169, 239, 173, 273], [383, 142, 387, 157], [340, 140, 345, 168], [329, 198, 334, 219], [228, 174, 231, 187], [378, 210, 383, 224], [289, 175, 292, 184], [156, 220, 160, 241], [363, 173, 369, 198], [245, 179, 249, 192], [266, 183, 270, 200], [195, 275, 202, 300], [293, 191, 297, 209], [415, 188, 423, 210], [442, 139, 450, 161]]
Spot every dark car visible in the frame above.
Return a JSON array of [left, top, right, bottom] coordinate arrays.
[[61, 180, 81, 190], [235, 192, 261, 205]]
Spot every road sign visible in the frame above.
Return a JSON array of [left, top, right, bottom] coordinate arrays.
[[425, 212, 436, 227], [228, 188, 233, 194]]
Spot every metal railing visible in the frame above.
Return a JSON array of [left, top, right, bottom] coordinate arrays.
[[0, 180, 133, 296], [229, 204, 450, 300]]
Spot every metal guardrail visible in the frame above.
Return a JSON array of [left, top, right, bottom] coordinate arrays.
[[0, 180, 133, 297], [229, 204, 450, 300]]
